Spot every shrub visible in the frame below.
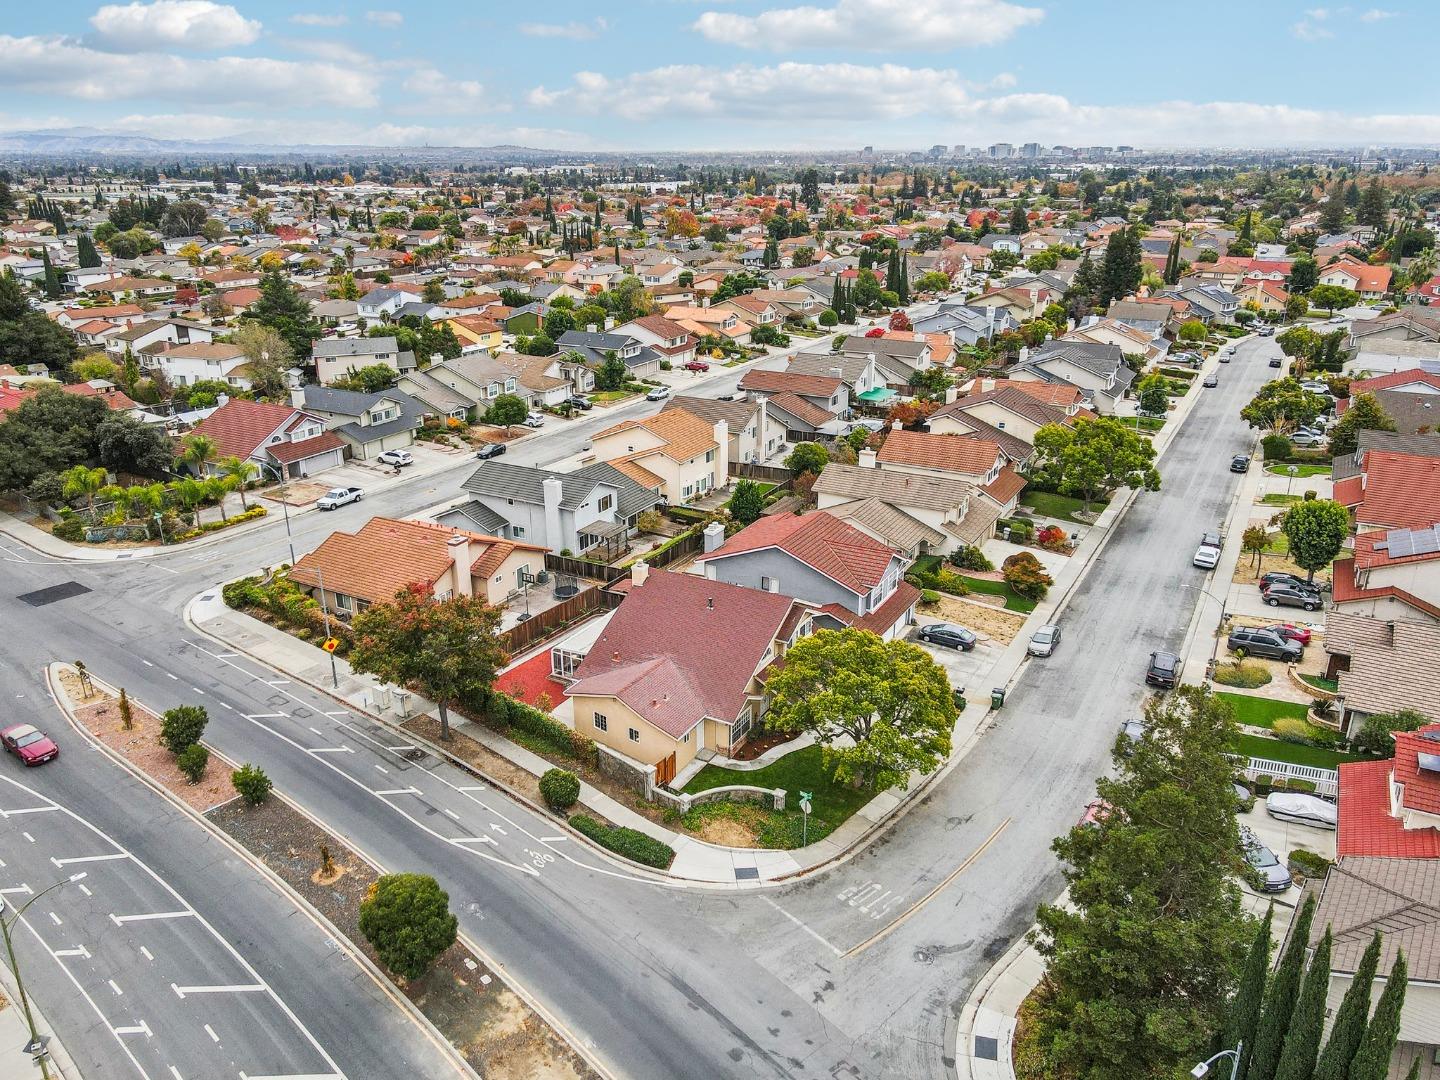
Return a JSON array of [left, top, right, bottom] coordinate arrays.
[[539, 768, 580, 811], [569, 813, 675, 869], [159, 704, 208, 755], [920, 589, 941, 605], [1261, 433, 1292, 461], [176, 743, 209, 783], [232, 763, 273, 805], [1001, 517, 1035, 543], [1036, 524, 1068, 550], [1212, 661, 1272, 688], [1273, 715, 1322, 745], [659, 359, 672, 371], [1002, 552, 1053, 601], [1352, 708, 1428, 757], [818, 308, 838, 327], [948, 544, 993, 572], [1288, 850, 1332, 878], [358, 873, 458, 981], [933, 569, 971, 596]]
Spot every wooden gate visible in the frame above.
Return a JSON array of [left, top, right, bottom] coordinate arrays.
[[655, 752, 677, 788]]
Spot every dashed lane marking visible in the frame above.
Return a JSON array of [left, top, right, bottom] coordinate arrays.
[[109, 979, 123, 996], [1, 805, 60, 817], [371, 788, 422, 797], [55, 946, 91, 959], [204, 1024, 219, 1043], [112, 1021, 153, 1037], [48, 911, 62, 926], [140, 946, 154, 961], [53, 852, 129, 866], [763, 897, 843, 958]]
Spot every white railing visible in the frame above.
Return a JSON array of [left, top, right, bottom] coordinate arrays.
[[1241, 757, 1338, 798]]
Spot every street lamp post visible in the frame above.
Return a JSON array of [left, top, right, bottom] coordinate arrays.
[[1, 879, 75, 1080], [1286, 463, 1299, 498], [1180, 582, 1229, 679], [1191, 1041, 1242, 1079], [279, 487, 297, 567]]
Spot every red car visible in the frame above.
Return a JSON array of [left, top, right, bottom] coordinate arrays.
[[1266, 623, 1313, 646], [683, 360, 710, 372], [1, 724, 59, 766]]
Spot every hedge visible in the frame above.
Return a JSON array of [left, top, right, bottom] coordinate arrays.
[[476, 690, 597, 767], [569, 813, 675, 869], [170, 505, 267, 542]]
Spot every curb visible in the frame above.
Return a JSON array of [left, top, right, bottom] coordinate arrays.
[[0, 951, 83, 1080], [43, 662, 479, 1080]]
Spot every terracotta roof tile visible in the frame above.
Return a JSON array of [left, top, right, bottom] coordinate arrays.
[[1338, 759, 1440, 857], [1393, 726, 1440, 815], [595, 407, 718, 463], [1355, 451, 1440, 530], [268, 430, 345, 464], [699, 511, 897, 593], [878, 430, 1003, 477], [190, 399, 308, 460]]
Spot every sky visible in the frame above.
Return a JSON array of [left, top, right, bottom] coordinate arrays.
[[1, 0, 1438, 152]]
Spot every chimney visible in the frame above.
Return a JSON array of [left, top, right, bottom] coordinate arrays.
[[631, 560, 649, 587], [604, 316, 615, 330], [701, 296, 710, 308], [586, 323, 598, 334], [702, 520, 726, 553], [447, 534, 474, 596], [891, 419, 903, 431], [542, 476, 564, 550], [858, 448, 879, 469], [944, 384, 959, 405], [216, 393, 229, 408], [289, 387, 306, 409]]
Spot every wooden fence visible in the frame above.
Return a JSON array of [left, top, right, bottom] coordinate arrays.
[[499, 584, 623, 655], [731, 462, 795, 484], [543, 551, 624, 583]]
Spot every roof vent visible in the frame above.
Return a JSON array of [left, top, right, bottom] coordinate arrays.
[[706, 598, 714, 610], [611, 651, 620, 662]]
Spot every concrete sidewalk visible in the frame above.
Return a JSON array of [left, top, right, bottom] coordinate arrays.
[[0, 950, 83, 1080], [953, 925, 1047, 1080]]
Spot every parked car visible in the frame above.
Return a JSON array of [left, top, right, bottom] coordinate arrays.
[[682, 360, 710, 372], [1027, 624, 1061, 657], [1227, 626, 1303, 662], [316, 486, 363, 510], [917, 623, 977, 651], [376, 449, 413, 467], [1203, 372, 1219, 388], [1, 723, 59, 766], [1259, 325, 1276, 337], [1118, 718, 1146, 754], [1219, 352, 1231, 364], [566, 395, 593, 411], [523, 412, 546, 429], [1146, 650, 1181, 689], [1240, 827, 1293, 892], [1266, 622, 1313, 645], [1193, 544, 1220, 569], [1230, 454, 1250, 473], [1299, 380, 1331, 395], [1259, 572, 1320, 593], [1079, 799, 1112, 827], [1266, 792, 1337, 830], [1262, 583, 1322, 611], [1290, 431, 1325, 448], [646, 385, 672, 401], [475, 442, 507, 460], [1268, 357, 1282, 368]]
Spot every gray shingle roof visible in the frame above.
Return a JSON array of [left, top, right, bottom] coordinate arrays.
[[312, 335, 398, 358], [460, 459, 661, 518]]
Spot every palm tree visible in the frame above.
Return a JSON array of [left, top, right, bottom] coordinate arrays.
[[205, 476, 235, 522], [178, 433, 218, 477], [98, 484, 133, 522], [216, 456, 259, 510], [60, 465, 108, 522], [170, 478, 209, 526]]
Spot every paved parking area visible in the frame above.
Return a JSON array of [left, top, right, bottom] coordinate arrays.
[[1237, 799, 1336, 920], [909, 631, 1002, 696]]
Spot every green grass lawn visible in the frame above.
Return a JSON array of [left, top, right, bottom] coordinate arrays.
[[1260, 493, 1303, 507], [681, 744, 874, 846], [1299, 673, 1340, 693], [1263, 532, 1290, 556], [1215, 692, 1308, 730], [1265, 464, 1332, 478], [1019, 489, 1109, 524], [954, 574, 1038, 613], [1235, 733, 1366, 770], [591, 389, 636, 403], [1116, 415, 1166, 433]]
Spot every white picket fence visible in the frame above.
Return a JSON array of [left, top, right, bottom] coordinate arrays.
[[1242, 757, 1338, 799]]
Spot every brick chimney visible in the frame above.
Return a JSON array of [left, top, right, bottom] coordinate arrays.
[[446, 534, 474, 596]]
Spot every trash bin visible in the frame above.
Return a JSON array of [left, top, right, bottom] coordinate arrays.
[[991, 687, 1006, 709]]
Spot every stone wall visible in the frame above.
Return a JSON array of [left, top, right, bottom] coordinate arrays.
[[594, 742, 654, 795]]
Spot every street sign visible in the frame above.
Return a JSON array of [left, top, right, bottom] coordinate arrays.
[[321, 637, 340, 653], [799, 791, 812, 814], [23, 1035, 50, 1056]]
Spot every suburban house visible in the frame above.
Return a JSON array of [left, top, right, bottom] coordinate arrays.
[[187, 397, 345, 479], [876, 428, 1027, 515], [439, 459, 663, 554], [662, 394, 771, 464], [1330, 521, 1440, 624], [928, 382, 1078, 447], [312, 336, 412, 386], [1011, 340, 1135, 414], [615, 315, 698, 366], [104, 318, 217, 360], [1321, 612, 1440, 739], [142, 342, 252, 389], [660, 304, 753, 345], [1334, 450, 1440, 533], [738, 369, 849, 441], [1063, 317, 1165, 364], [589, 408, 728, 504], [441, 315, 504, 353], [915, 301, 1020, 345], [1161, 283, 1241, 324], [290, 386, 422, 461], [813, 459, 997, 554], [1319, 256, 1393, 300], [696, 512, 920, 640], [290, 516, 546, 614], [562, 566, 815, 771], [554, 329, 664, 378], [407, 352, 523, 411], [840, 336, 934, 391], [786, 350, 888, 401]]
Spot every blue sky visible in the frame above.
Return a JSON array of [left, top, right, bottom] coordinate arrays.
[[1, 0, 1437, 151]]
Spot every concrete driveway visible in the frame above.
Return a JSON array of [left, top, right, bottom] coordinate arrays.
[[910, 629, 1002, 695]]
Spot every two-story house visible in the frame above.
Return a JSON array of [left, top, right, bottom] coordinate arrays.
[[737, 369, 849, 442], [661, 304, 753, 345], [589, 408, 728, 504], [1011, 340, 1135, 415], [554, 329, 664, 378], [402, 352, 524, 413], [104, 318, 217, 361], [928, 381, 1080, 449], [143, 342, 252, 389], [812, 456, 996, 554], [876, 428, 1026, 516], [290, 385, 422, 461], [187, 397, 344, 479], [662, 395, 770, 465], [312, 336, 413, 386], [614, 315, 697, 367]]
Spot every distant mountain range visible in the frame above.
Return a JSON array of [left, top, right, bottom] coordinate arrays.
[[0, 128, 564, 158]]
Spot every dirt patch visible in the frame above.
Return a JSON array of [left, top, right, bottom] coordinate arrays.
[[732, 728, 799, 761], [209, 798, 595, 1080], [61, 669, 237, 813], [264, 481, 329, 507], [922, 593, 1027, 645], [693, 814, 759, 847]]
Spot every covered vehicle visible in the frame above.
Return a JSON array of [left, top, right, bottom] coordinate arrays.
[[1265, 792, 1337, 830]]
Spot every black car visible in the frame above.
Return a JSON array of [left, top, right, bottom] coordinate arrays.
[[1227, 626, 1303, 661], [1259, 572, 1319, 594], [475, 442, 507, 459], [917, 623, 977, 651], [1268, 357, 1283, 368], [1230, 455, 1249, 473], [1146, 650, 1181, 688], [1262, 584, 1321, 611], [567, 395, 593, 411]]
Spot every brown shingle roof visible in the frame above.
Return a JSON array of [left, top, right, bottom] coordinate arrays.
[[1311, 856, 1440, 982], [738, 369, 842, 398], [189, 399, 302, 459], [698, 511, 896, 593], [877, 430, 1003, 476]]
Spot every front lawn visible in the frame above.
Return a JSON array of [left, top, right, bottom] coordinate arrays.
[[681, 744, 874, 848], [1234, 733, 1366, 770], [1298, 673, 1340, 694], [1265, 464, 1331, 478], [954, 574, 1038, 613], [1020, 489, 1109, 524], [591, 389, 637, 403], [1215, 692, 1308, 730], [1260, 494, 1303, 507]]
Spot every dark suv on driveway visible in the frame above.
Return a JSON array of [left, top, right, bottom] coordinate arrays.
[[1227, 626, 1303, 662], [1262, 584, 1322, 612], [1146, 650, 1181, 688]]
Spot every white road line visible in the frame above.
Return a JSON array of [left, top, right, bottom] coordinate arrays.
[[0, 885, 32, 896], [110, 910, 195, 925], [244, 713, 287, 719], [538, 836, 567, 843], [165, 672, 179, 680], [386, 744, 416, 752], [1, 805, 60, 816], [204, 1024, 219, 1043], [109, 978, 124, 995], [452, 836, 497, 845], [216, 653, 237, 659], [241, 1075, 343, 1080], [48, 911, 62, 926], [456, 786, 486, 792], [308, 746, 354, 754], [77, 883, 92, 896], [141, 659, 154, 667], [443, 809, 460, 820], [322, 710, 349, 717], [371, 788, 421, 797], [54, 945, 91, 959], [191, 687, 205, 695], [140, 946, 154, 961], [219, 701, 234, 710], [308, 726, 324, 735], [763, 897, 844, 958], [112, 1021, 153, 1037], [171, 983, 266, 998], [372, 765, 388, 774], [53, 852, 129, 866], [169, 1066, 184, 1080], [22, 831, 34, 843], [266, 680, 291, 686]]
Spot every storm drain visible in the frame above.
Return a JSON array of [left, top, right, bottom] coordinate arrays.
[[734, 866, 759, 881], [974, 1037, 999, 1061]]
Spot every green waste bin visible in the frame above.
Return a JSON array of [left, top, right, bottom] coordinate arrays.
[[991, 687, 1005, 709]]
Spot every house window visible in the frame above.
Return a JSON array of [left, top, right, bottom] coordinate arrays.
[[681, 732, 690, 744], [334, 593, 353, 611], [597, 494, 613, 512], [628, 727, 640, 743], [512, 526, 525, 538], [505, 378, 517, 392], [760, 575, 774, 591], [733, 705, 753, 744], [705, 449, 716, 463], [593, 712, 608, 732]]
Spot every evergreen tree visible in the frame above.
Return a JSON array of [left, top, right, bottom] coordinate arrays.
[[763, 238, 780, 269], [76, 233, 101, 268], [1240, 210, 1254, 243], [1223, 906, 1273, 1080], [1010, 204, 1028, 234], [885, 248, 900, 293], [1099, 227, 1143, 305], [246, 269, 321, 360], [41, 248, 61, 299], [1319, 187, 1348, 235], [1247, 895, 1317, 1080], [1274, 927, 1332, 1080], [1357, 179, 1389, 230], [1345, 951, 1407, 1080], [1164, 235, 1182, 285], [896, 252, 910, 303], [1314, 934, 1382, 1080]]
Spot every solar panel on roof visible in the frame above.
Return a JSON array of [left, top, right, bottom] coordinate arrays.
[[1419, 753, 1440, 773]]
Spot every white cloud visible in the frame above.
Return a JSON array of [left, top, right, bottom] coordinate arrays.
[[1359, 7, 1397, 19], [289, 13, 349, 26], [365, 10, 403, 26], [90, 0, 260, 50], [109, 111, 257, 138], [1294, 6, 1397, 39], [400, 68, 494, 114], [0, 34, 376, 108], [282, 38, 372, 64], [692, 0, 1042, 51], [518, 18, 608, 40]]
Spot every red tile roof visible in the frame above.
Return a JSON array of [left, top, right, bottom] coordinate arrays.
[[1328, 556, 1438, 622], [738, 369, 842, 397], [1334, 474, 1363, 508], [190, 399, 306, 460], [878, 430, 1003, 477], [1338, 759, 1440, 858], [698, 511, 897, 593], [1353, 524, 1440, 570], [1355, 451, 1440, 530], [1349, 369, 1440, 397], [983, 466, 1028, 506], [815, 580, 921, 636], [268, 430, 345, 464], [1393, 726, 1440, 815]]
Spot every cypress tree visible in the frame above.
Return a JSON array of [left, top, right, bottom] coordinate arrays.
[[1247, 895, 1317, 1080], [41, 248, 61, 299], [897, 252, 910, 303], [1224, 906, 1274, 1079], [1314, 933, 1382, 1080], [1346, 951, 1407, 1080], [1274, 927, 1332, 1080]]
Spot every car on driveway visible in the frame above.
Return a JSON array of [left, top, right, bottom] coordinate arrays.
[[523, 412, 546, 429], [1, 723, 59, 766], [1027, 624, 1061, 657], [1240, 827, 1293, 893], [376, 449, 413, 467], [1290, 431, 1326, 448], [1266, 622, 1312, 645], [646, 385, 672, 401], [475, 442, 506, 460], [1230, 454, 1249, 473], [1262, 583, 1322, 611], [1146, 650, 1181, 689], [316, 486, 363, 510], [1227, 625, 1303, 661], [683, 360, 710, 372], [1266, 792, 1337, 830], [917, 623, 977, 651], [1203, 372, 1219, 388], [566, 395, 593, 411], [1259, 571, 1318, 592]]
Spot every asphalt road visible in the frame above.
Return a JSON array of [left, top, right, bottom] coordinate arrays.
[[0, 332, 1277, 1079]]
